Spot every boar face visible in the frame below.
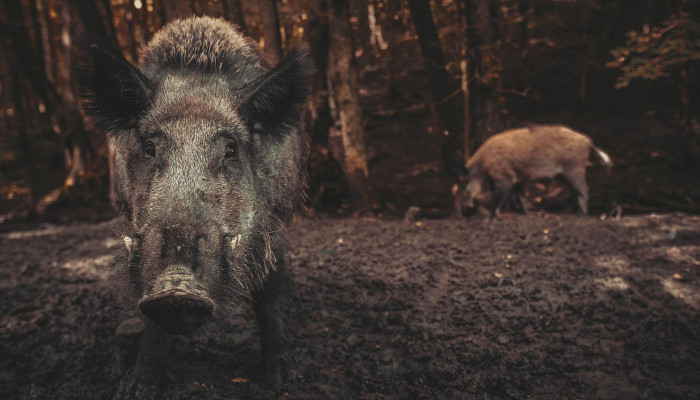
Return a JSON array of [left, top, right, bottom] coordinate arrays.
[[462, 176, 483, 211], [79, 30, 311, 335]]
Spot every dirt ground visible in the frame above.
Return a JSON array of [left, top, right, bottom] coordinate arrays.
[[1, 211, 699, 399]]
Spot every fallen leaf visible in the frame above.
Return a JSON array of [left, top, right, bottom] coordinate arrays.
[[494, 272, 503, 278], [673, 273, 683, 281], [415, 221, 423, 227], [337, 238, 344, 244], [232, 377, 248, 383]]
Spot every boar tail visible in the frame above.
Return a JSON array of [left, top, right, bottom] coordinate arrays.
[[591, 145, 613, 171]]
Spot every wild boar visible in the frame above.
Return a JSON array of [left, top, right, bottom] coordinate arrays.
[[455, 124, 612, 218], [77, 16, 311, 395]]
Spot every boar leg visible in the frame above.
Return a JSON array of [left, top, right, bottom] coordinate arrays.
[[562, 168, 589, 215], [116, 323, 170, 399], [490, 180, 513, 218], [252, 257, 290, 385]]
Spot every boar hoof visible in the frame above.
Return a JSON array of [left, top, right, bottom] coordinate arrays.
[[139, 290, 215, 335], [113, 375, 159, 400]]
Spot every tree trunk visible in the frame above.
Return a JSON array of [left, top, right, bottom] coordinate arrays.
[[304, 0, 347, 210], [73, 0, 123, 208], [456, 0, 471, 160], [2, 0, 100, 215], [465, 0, 504, 148], [2, 0, 61, 114], [328, 0, 375, 211], [224, 0, 249, 35], [161, 0, 193, 22], [259, 0, 282, 62], [407, 0, 464, 179], [10, 61, 37, 212], [368, 2, 388, 53]]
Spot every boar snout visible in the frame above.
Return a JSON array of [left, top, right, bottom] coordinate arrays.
[[138, 265, 216, 335]]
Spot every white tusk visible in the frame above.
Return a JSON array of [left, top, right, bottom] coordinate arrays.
[[231, 234, 241, 250], [123, 236, 133, 252]]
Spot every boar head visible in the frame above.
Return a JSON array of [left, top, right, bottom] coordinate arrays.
[[79, 38, 311, 335]]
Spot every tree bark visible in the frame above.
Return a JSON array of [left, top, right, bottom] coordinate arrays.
[[465, 0, 504, 148], [161, 0, 193, 22], [303, 0, 347, 210], [73, 0, 123, 207], [328, 0, 375, 211], [224, 0, 249, 35], [407, 0, 464, 179], [2, 0, 61, 115], [3, 0, 101, 215], [10, 61, 37, 212], [456, 0, 471, 160], [259, 0, 283, 62]]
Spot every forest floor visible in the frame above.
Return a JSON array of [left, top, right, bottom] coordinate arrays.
[[1, 212, 699, 399]]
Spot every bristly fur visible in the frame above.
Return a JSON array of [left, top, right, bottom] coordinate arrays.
[[75, 15, 313, 293], [78, 16, 312, 386], [139, 17, 265, 79]]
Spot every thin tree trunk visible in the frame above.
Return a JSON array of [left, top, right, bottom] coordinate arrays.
[[354, 0, 369, 57], [407, 0, 463, 179], [74, 0, 124, 208], [224, 0, 249, 35], [35, 1, 90, 214], [10, 62, 36, 211], [465, 0, 504, 147], [161, 0, 193, 22], [3, 0, 98, 214], [2, 0, 61, 114], [304, 0, 346, 209], [28, 0, 47, 79], [259, 0, 282, 62], [368, 2, 388, 53], [328, 0, 375, 211], [306, 0, 332, 145], [456, 0, 471, 161]]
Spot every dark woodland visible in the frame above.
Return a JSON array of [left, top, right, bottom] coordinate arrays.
[[1, 0, 699, 399]]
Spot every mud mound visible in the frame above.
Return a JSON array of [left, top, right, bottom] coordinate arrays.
[[1, 213, 699, 399]]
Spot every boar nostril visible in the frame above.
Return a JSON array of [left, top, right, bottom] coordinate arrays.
[[139, 290, 215, 335]]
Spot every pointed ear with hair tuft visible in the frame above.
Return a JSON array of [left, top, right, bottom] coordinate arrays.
[[240, 45, 313, 134], [76, 42, 153, 133]]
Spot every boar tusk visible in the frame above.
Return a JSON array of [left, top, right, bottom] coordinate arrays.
[[123, 236, 133, 252], [231, 234, 241, 250]]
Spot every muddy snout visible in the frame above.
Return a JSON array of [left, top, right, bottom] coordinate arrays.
[[138, 266, 215, 335]]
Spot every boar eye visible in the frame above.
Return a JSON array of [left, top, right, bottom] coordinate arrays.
[[224, 143, 236, 159], [145, 141, 156, 158]]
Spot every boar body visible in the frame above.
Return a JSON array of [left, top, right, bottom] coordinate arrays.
[[458, 124, 612, 218], [77, 17, 311, 395]]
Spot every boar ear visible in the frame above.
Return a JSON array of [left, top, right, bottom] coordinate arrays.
[[241, 45, 313, 133], [76, 41, 153, 132]]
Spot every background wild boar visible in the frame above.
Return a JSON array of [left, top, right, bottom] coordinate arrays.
[[455, 124, 613, 218], [77, 16, 311, 394]]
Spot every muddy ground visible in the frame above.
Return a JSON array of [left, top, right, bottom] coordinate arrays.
[[1, 212, 699, 399]]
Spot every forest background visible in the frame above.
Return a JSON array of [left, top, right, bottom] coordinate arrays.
[[1, 0, 699, 223]]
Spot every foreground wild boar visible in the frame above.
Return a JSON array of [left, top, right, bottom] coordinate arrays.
[[456, 124, 612, 218], [77, 17, 311, 394]]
